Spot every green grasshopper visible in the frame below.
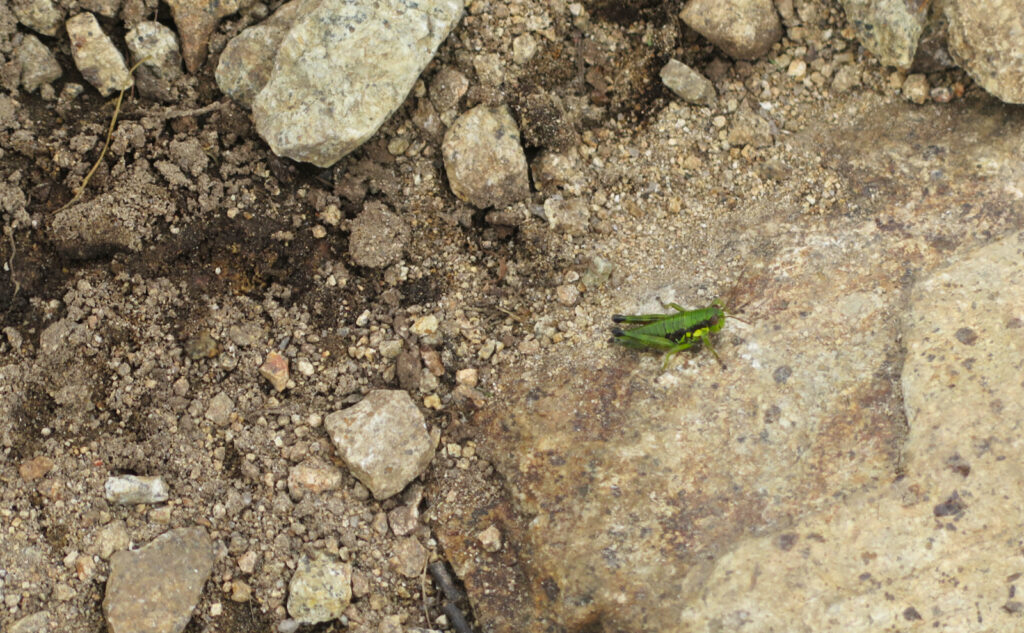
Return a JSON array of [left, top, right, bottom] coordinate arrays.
[[610, 299, 741, 369]]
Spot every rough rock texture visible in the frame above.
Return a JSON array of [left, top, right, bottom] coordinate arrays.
[[104, 475, 169, 504], [66, 12, 133, 96], [11, 0, 62, 36], [325, 390, 435, 500], [125, 21, 184, 102], [680, 0, 781, 60], [946, 0, 1024, 103], [251, 0, 463, 167], [165, 0, 239, 73], [215, 0, 317, 108], [442, 105, 530, 209], [659, 59, 716, 106], [681, 230, 1024, 631], [840, 0, 929, 69], [286, 555, 352, 624], [347, 201, 410, 268], [16, 33, 62, 93], [434, 99, 1024, 633], [103, 527, 214, 633]]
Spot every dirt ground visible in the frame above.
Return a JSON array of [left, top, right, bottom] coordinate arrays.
[[0, 0, 981, 632]]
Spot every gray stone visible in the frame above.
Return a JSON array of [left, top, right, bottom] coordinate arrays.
[[16, 33, 61, 93], [348, 201, 410, 268], [840, 0, 928, 69], [680, 0, 781, 60], [325, 389, 434, 500], [286, 554, 352, 624], [946, 0, 1024, 103], [251, 0, 464, 167], [659, 58, 716, 106], [103, 527, 214, 633], [125, 21, 184, 102], [442, 104, 530, 209], [215, 0, 317, 108], [11, 0, 61, 36], [204, 390, 234, 426], [66, 12, 133, 97], [104, 475, 169, 504]]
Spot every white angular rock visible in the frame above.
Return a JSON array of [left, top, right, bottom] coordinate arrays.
[[66, 12, 133, 97], [104, 475, 169, 504], [325, 390, 435, 500], [251, 0, 464, 167]]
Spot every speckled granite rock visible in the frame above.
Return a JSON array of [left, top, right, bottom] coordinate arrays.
[[840, 0, 929, 69], [946, 0, 1024, 103], [251, 0, 463, 167]]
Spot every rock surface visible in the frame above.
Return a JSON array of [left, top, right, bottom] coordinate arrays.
[[840, 0, 928, 69], [681, 230, 1024, 631], [680, 0, 781, 60], [251, 0, 463, 167], [165, 0, 239, 73], [104, 475, 169, 504], [442, 105, 530, 209], [11, 0, 62, 36], [946, 0, 1024, 103], [286, 555, 352, 624], [66, 12, 133, 96], [103, 527, 214, 633], [325, 389, 435, 500], [659, 58, 716, 106], [434, 98, 1024, 633], [215, 0, 316, 108], [125, 21, 184, 102], [16, 33, 61, 93]]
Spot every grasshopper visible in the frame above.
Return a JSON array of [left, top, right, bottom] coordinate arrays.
[[610, 299, 741, 369]]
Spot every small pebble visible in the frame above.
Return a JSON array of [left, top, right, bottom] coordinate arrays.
[[104, 475, 169, 504], [260, 351, 289, 391], [477, 524, 502, 553]]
